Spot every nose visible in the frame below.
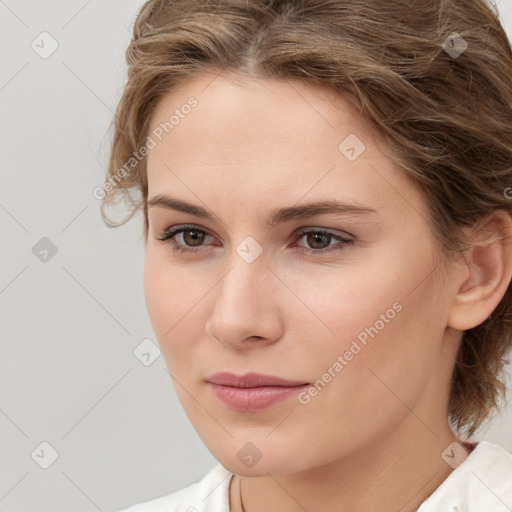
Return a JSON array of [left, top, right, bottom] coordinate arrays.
[[204, 251, 284, 349]]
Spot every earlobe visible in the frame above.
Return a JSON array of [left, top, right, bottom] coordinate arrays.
[[447, 211, 512, 331]]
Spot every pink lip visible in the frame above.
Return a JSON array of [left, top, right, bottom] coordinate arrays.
[[205, 372, 310, 411]]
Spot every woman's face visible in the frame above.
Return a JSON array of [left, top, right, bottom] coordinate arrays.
[[143, 71, 460, 476]]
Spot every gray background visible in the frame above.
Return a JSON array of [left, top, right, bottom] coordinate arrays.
[[1, 1, 512, 511]]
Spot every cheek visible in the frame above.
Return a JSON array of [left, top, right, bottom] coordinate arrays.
[[290, 255, 445, 405], [143, 248, 223, 385], [143, 251, 171, 336], [143, 250, 197, 353], [282, 281, 444, 461]]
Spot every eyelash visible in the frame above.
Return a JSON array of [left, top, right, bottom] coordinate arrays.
[[156, 224, 354, 256]]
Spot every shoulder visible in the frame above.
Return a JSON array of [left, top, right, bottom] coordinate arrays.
[[418, 441, 512, 512], [117, 463, 234, 512]]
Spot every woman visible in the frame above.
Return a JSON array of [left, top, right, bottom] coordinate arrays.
[[105, 0, 512, 510]]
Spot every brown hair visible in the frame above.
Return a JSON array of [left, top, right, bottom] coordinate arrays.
[[102, 0, 512, 437]]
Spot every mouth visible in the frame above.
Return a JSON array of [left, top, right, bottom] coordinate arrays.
[[204, 372, 310, 411]]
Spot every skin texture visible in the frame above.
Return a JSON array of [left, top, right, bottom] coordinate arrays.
[[143, 71, 512, 512]]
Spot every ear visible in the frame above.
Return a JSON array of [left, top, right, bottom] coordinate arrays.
[[447, 210, 512, 331]]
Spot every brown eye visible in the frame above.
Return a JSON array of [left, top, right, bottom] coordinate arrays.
[[181, 229, 207, 247], [304, 232, 332, 250], [295, 229, 353, 254], [157, 225, 354, 256], [156, 225, 216, 254]]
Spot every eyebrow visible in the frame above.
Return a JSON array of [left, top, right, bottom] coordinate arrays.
[[147, 195, 379, 226]]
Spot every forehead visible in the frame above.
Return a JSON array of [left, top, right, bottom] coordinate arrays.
[[147, 71, 373, 156], [145, 71, 426, 223]]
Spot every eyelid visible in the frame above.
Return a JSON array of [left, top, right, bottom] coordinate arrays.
[[156, 224, 216, 243], [294, 226, 353, 239]]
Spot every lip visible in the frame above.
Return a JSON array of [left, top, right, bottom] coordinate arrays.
[[205, 372, 309, 387], [205, 372, 310, 411]]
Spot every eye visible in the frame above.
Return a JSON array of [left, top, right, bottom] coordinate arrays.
[[156, 225, 217, 254], [293, 228, 354, 254], [155, 224, 354, 255]]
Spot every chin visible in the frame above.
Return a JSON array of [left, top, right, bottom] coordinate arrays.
[[205, 434, 321, 477]]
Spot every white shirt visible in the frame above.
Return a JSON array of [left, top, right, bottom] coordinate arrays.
[[118, 441, 512, 511]]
